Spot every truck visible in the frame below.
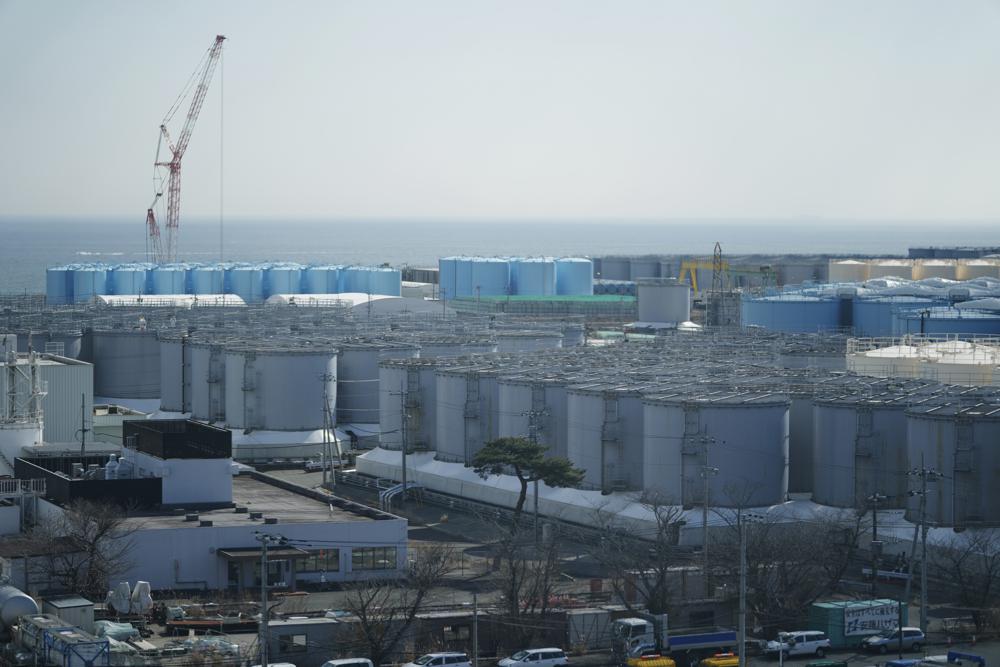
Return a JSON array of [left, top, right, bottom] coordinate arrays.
[[611, 614, 737, 667]]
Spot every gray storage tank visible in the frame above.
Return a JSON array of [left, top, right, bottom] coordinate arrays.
[[188, 340, 227, 422], [566, 383, 646, 492], [158, 332, 188, 413], [379, 357, 461, 452], [88, 330, 161, 398], [337, 342, 420, 424], [497, 376, 570, 459], [0, 586, 39, 631], [434, 366, 500, 463]]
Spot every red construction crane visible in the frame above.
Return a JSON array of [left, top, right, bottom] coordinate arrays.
[[147, 35, 226, 263]]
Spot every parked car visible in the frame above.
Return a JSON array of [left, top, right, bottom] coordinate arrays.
[[500, 649, 569, 667], [862, 628, 925, 654], [322, 660, 374, 667], [765, 631, 832, 658], [403, 653, 472, 667], [806, 661, 849, 667], [304, 459, 333, 472]]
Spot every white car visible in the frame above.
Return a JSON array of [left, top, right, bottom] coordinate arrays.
[[403, 653, 472, 667], [499, 649, 570, 667], [764, 631, 831, 658], [322, 660, 374, 667]]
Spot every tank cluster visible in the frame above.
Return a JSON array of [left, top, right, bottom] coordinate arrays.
[[375, 332, 1000, 528], [438, 257, 593, 298], [45, 262, 403, 305], [742, 276, 1000, 336]]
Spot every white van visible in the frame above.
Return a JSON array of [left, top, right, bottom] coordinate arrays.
[[403, 653, 472, 667], [764, 631, 831, 658], [322, 660, 375, 667], [499, 649, 569, 667]]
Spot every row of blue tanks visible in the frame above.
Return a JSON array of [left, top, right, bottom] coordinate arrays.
[[438, 257, 593, 298], [742, 293, 1000, 336], [47, 262, 402, 305]]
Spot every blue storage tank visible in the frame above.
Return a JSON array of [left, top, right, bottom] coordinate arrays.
[[369, 267, 402, 296], [468, 257, 510, 296], [46, 266, 73, 305], [339, 267, 369, 294], [229, 265, 265, 303], [455, 257, 474, 297], [438, 257, 458, 300], [265, 263, 303, 297], [893, 306, 1000, 337], [191, 265, 225, 294], [511, 258, 556, 296], [303, 266, 340, 294], [741, 294, 842, 333], [556, 258, 594, 296], [852, 296, 941, 337], [109, 264, 151, 295], [151, 265, 188, 295], [72, 265, 109, 303]]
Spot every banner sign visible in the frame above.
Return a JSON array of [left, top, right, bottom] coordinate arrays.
[[844, 602, 900, 636]]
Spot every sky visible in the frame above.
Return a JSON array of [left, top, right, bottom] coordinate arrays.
[[2, 1, 1000, 222]]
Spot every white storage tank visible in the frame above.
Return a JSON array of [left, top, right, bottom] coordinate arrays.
[[88, 330, 160, 398], [378, 358, 459, 452], [906, 402, 1000, 527], [498, 377, 570, 458], [956, 259, 1000, 280], [811, 394, 910, 509], [434, 366, 499, 463], [496, 331, 563, 353], [158, 333, 188, 413], [0, 586, 39, 631], [642, 392, 790, 507], [828, 259, 870, 283], [636, 278, 691, 323], [414, 336, 497, 358], [566, 384, 645, 492], [188, 340, 226, 422], [336, 342, 420, 424], [913, 260, 958, 281], [868, 259, 914, 280]]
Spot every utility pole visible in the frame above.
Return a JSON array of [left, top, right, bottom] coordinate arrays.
[[904, 459, 939, 633], [77, 393, 89, 458], [256, 532, 284, 667], [472, 592, 479, 667], [523, 404, 548, 546], [700, 436, 718, 598], [321, 373, 336, 488], [400, 388, 408, 504], [738, 512, 763, 667], [868, 492, 887, 598]]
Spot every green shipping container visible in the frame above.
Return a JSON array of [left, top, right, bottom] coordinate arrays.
[[808, 599, 909, 650]]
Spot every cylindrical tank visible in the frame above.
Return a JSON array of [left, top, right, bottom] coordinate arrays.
[[956, 260, 1000, 280], [438, 258, 458, 300], [303, 266, 340, 294], [852, 296, 940, 337], [0, 586, 39, 630], [811, 396, 910, 509], [566, 385, 645, 492], [828, 260, 870, 283], [110, 264, 150, 295], [741, 294, 842, 333], [0, 425, 43, 476], [229, 266, 265, 303], [642, 393, 790, 507], [191, 266, 225, 294], [495, 331, 563, 353], [158, 333, 188, 412], [369, 268, 402, 296], [188, 341, 227, 422], [599, 257, 631, 281], [498, 377, 570, 458], [433, 366, 499, 462], [49, 330, 83, 359], [339, 267, 369, 294], [893, 307, 1000, 337], [414, 336, 498, 358], [336, 342, 420, 423], [151, 265, 188, 295], [378, 358, 455, 451], [89, 330, 161, 398], [455, 258, 474, 297], [46, 267, 73, 305], [906, 402, 1000, 526], [868, 260, 914, 280], [637, 278, 691, 323], [72, 266, 109, 303], [511, 258, 556, 296], [913, 260, 957, 281], [468, 258, 510, 297], [265, 264, 303, 297], [629, 258, 661, 281], [555, 258, 594, 296]]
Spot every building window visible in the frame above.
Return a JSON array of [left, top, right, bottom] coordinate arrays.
[[279, 634, 307, 653], [351, 546, 397, 571], [253, 561, 284, 586], [299, 549, 340, 573]]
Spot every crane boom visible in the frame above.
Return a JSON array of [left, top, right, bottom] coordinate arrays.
[[148, 35, 225, 263]]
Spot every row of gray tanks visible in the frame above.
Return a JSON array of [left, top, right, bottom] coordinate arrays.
[[378, 359, 1000, 527]]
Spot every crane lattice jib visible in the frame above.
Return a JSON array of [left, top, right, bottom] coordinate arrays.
[[156, 35, 226, 264]]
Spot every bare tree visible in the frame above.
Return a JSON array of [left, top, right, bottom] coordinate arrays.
[[492, 526, 566, 650], [590, 493, 689, 615], [931, 529, 1000, 634], [30, 499, 139, 600], [344, 543, 455, 666]]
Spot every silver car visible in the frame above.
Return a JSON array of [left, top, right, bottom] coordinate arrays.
[[862, 627, 925, 654]]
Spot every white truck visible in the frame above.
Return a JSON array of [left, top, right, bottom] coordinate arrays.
[[611, 614, 737, 666]]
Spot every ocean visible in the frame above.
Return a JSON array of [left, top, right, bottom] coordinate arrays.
[[3, 217, 997, 293]]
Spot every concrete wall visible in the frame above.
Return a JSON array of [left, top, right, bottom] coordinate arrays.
[[0, 504, 20, 535], [122, 449, 233, 505]]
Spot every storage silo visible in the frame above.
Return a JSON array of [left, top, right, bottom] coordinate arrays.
[[188, 340, 226, 422], [636, 278, 691, 323], [191, 266, 225, 294], [868, 260, 914, 280], [469, 257, 510, 296], [49, 330, 84, 359], [46, 266, 73, 305], [229, 265, 265, 303], [438, 257, 458, 300], [339, 267, 369, 294], [150, 264, 188, 295], [740, 294, 842, 333], [455, 257, 474, 297], [852, 296, 940, 337], [913, 260, 958, 281], [88, 330, 160, 398], [110, 264, 150, 295], [956, 260, 999, 280], [566, 384, 645, 492], [158, 333, 188, 412], [265, 264, 303, 297], [598, 257, 631, 281], [555, 258, 594, 296], [893, 307, 1000, 337], [72, 265, 109, 303], [812, 395, 910, 509], [498, 377, 570, 458], [303, 266, 336, 294], [378, 358, 458, 452], [642, 393, 789, 507], [511, 258, 556, 296], [336, 342, 420, 423], [434, 365, 499, 463], [496, 331, 564, 353], [906, 402, 1000, 526], [369, 267, 402, 296], [629, 257, 661, 281], [828, 260, 870, 283]]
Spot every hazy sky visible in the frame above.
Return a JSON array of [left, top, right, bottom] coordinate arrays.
[[2, 1, 1000, 221]]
